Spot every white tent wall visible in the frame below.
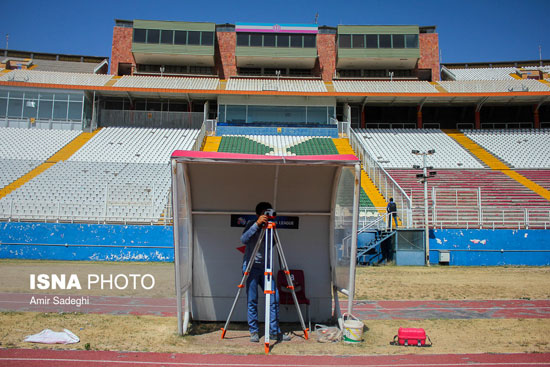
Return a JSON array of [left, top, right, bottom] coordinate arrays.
[[171, 152, 359, 334]]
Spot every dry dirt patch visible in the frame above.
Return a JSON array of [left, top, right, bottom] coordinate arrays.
[[355, 265, 550, 300], [0, 312, 548, 355]]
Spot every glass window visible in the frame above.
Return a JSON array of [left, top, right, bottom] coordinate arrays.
[[339, 34, 351, 48], [307, 106, 328, 124], [69, 94, 83, 102], [328, 106, 336, 119], [39, 91, 54, 100], [53, 101, 68, 120], [263, 34, 276, 47], [174, 30, 187, 45], [237, 33, 249, 46], [133, 28, 146, 43], [68, 102, 83, 121], [352, 34, 365, 48], [290, 35, 302, 48], [38, 100, 53, 119], [250, 33, 262, 47], [188, 31, 200, 45], [23, 96, 38, 118], [366, 34, 378, 48], [393, 34, 405, 48], [405, 34, 419, 48], [161, 30, 173, 44], [379, 34, 391, 48], [226, 105, 246, 123], [303, 34, 316, 48], [147, 29, 160, 44], [7, 98, 22, 118], [54, 93, 69, 101], [0, 98, 6, 117], [201, 31, 214, 46], [0, 90, 8, 98], [23, 91, 39, 99], [277, 34, 289, 47], [218, 104, 225, 122], [9, 91, 24, 99]]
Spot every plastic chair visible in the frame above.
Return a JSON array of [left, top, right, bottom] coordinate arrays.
[[277, 269, 311, 331]]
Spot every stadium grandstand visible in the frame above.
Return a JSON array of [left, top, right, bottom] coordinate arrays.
[[0, 19, 549, 265]]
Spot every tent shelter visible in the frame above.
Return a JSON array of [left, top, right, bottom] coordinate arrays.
[[170, 151, 360, 335]]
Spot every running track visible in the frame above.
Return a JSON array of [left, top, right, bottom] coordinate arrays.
[[1, 293, 549, 320], [1, 349, 550, 367]]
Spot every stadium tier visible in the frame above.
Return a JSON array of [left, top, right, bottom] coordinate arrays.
[[69, 127, 200, 164], [0, 127, 199, 223], [226, 78, 327, 92], [438, 79, 550, 93], [463, 129, 550, 168], [0, 69, 113, 86], [387, 169, 550, 229], [112, 75, 219, 90], [442, 67, 517, 80], [354, 128, 484, 169], [516, 170, 550, 190], [0, 18, 549, 239], [333, 80, 438, 93]]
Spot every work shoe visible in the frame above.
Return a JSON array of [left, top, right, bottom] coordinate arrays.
[[250, 332, 259, 343], [269, 333, 291, 342]]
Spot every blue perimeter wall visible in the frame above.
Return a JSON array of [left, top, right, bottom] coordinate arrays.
[[1, 223, 549, 265], [429, 229, 550, 266], [0, 222, 174, 262]]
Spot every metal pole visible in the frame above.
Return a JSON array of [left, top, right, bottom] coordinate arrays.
[[423, 154, 430, 266]]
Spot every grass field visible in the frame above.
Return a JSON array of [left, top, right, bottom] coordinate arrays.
[[0, 260, 549, 355]]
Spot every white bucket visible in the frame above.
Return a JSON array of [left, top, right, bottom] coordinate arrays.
[[343, 313, 364, 344]]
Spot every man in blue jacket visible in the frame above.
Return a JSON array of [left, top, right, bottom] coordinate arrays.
[[241, 201, 290, 343]]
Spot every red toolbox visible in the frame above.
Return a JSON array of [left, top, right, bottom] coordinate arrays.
[[393, 328, 432, 347]]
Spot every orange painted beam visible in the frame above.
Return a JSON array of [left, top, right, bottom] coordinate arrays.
[[0, 80, 549, 98]]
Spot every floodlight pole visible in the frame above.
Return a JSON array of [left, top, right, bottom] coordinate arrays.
[[412, 150, 435, 266], [422, 154, 430, 267]]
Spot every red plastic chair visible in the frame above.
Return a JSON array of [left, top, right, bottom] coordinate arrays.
[[277, 269, 310, 330]]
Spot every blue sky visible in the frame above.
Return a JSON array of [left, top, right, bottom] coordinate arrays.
[[1, 0, 548, 64]]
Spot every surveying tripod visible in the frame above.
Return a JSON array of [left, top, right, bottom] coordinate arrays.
[[221, 220, 309, 354]]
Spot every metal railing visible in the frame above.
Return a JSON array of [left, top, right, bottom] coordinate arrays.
[[410, 206, 550, 230], [349, 129, 413, 228], [0, 189, 173, 225], [365, 122, 417, 129], [1, 117, 82, 130], [333, 118, 350, 138], [99, 110, 204, 129]]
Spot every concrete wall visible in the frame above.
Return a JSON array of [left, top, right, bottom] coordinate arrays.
[[0, 222, 173, 262], [429, 229, 550, 266]]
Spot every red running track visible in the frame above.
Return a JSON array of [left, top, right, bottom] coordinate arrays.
[[1, 349, 550, 367], [1, 293, 549, 320]]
